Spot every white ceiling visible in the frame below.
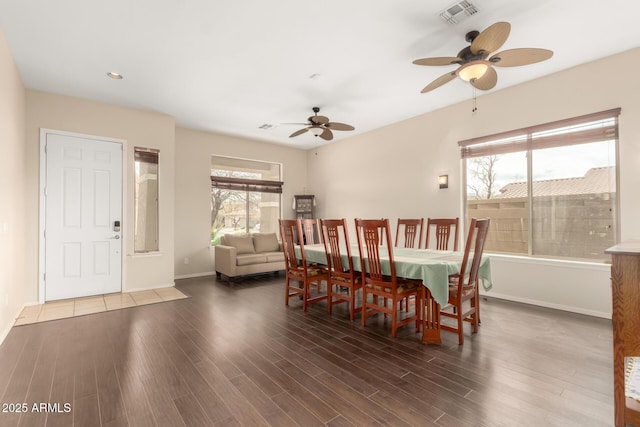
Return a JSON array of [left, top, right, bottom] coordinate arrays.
[[1, 0, 639, 149]]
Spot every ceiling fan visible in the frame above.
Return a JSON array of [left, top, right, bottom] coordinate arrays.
[[413, 21, 553, 93], [288, 107, 355, 141]]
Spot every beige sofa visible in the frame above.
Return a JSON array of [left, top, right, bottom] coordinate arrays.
[[214, 232, 285, 280]]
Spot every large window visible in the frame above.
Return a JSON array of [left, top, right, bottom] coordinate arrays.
[[461, 109, 620, 262], [210, 156, 282, 245]]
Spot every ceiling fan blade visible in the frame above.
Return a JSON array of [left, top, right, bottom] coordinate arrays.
[[471, 22, 511, 55], [311, 115, 329, 124], [490, 48, 554, 67], [326, 122, 354, 131], [412, 56, 461, 66], [289, 127, 309, 138], [470, 66, 497, 90], [319, 128, 333, 141], [420, 71, 457, 93]]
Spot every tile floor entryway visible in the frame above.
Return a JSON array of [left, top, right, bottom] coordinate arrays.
[[13, 287, 188, 326]]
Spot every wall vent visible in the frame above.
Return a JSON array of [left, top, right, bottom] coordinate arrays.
[[439, 1, 479, 25]]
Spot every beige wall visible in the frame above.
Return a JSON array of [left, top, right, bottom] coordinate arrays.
[[307, 47, 640, 318], [26, 91, 176, 299], [2, 35, 637, 347], [0, 29, 27, 342], [174, 127, 307, 278]]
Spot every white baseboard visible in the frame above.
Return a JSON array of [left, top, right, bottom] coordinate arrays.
[[0, 303, 31, 346], [174, 271, 215, 280], [0, 319, 15, 347], [482, 291, 611, 319]]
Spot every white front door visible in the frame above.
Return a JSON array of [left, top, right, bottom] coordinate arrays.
[[44, 133, 123, 301]]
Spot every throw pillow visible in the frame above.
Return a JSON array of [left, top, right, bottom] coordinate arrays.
[[253, 233, 280, 253], [224, 234, 255, 254]]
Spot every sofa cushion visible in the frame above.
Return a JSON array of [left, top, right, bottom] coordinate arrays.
[[224, 234, 255, 254], [236, 253, 267, 266], [253, 233, 280, 253], [266, 252, 285, 262]]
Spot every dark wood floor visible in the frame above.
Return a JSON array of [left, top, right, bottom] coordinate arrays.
[[0, 274, 614, 426]]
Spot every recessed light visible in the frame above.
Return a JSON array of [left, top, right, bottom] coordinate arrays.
[[107, 72, 123, 79], [259, 124, 273, 130]]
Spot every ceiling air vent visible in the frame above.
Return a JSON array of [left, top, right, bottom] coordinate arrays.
[[439, 1, 479, 25]]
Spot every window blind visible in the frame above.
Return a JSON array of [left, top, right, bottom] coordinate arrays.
[[459, 108, 621, 158], [211, 176, 283, 194], [134, 148, 159, 164]]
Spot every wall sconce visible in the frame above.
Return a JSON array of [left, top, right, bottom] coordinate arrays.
[[438, 175, 449, 189]]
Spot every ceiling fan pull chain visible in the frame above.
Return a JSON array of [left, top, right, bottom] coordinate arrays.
[[472, 87, 478, 114]]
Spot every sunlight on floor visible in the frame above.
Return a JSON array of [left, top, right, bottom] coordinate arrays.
[[13, 287, 188, 326]]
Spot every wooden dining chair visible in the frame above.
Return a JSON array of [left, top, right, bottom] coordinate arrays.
[[320, 219, 362, 321], [301, 218, 321, 244], [354, 218, 421, 337], [425, 217, 459, 251], [440, 218, 490, 344], [395, 218, 424, 249], [279, 219, 329, 312]]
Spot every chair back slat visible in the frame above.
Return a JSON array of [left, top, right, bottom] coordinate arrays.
[[458, 218, 490, 287], [301, 218, 321, 244], [279, 219, 304, 272], [395, 218, 424, 248], [355, 218, 396, 286], [320, 219, 353, 275], [426, 218, 459, 251]]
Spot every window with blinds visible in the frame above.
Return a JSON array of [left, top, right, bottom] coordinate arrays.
[[210, 156, 282, 245], [460, 108, 620, 262]]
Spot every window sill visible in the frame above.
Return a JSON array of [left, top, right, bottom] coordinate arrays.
[[128, 252, 164, 258], [486, 252, 610, 271]]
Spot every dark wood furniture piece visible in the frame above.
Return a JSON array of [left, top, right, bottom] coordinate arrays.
[[440, 218, 489, 344], [426, 217, 459, 251], [293, 195, 315, 219], [320, 218, 362, 321], [354, 218, 421, 337], [395, 218, 424, 249], [606, 241, 640, 427], [279, 219, 329, 311]]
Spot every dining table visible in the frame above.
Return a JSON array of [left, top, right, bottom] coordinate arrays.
[[299, 243, 492, 345]]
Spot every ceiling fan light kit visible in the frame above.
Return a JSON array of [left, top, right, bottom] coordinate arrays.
[[457, 60, 489, 82], [413, 21, 553, 93], [309, 126, 324, 137], [288, 107, 354, 141]]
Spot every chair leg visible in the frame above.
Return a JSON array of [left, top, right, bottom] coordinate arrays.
[[349, 289, 355, 321], [285, 277, 290, 306], [391, 298, 398, 338], [361, 289, 368, 327], [457, 303, 464, 345], [414, 290, 421, 332], [327, 284, 333, 315], [472, 295, 479, 334], [302, 281, 309, 312], [476, 281, 481, 324]]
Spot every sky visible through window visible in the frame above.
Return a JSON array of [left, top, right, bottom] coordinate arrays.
[[479, 140, 616, 197]]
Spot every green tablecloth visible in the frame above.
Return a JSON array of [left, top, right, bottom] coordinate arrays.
[[299, 244, 492, 307]]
